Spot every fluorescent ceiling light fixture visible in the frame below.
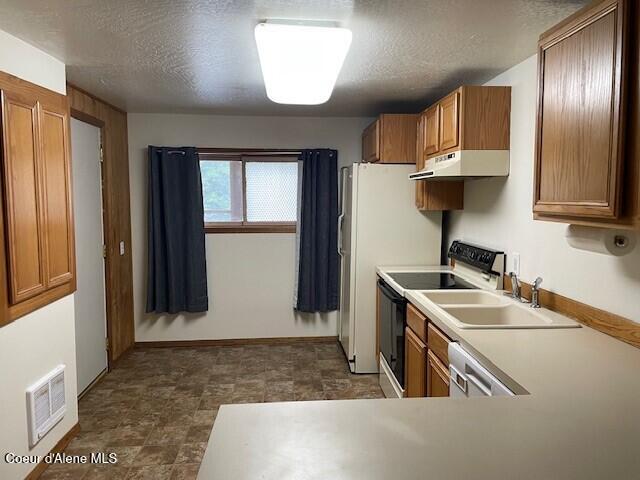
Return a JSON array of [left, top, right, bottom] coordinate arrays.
[[255, 20, 352, 105]]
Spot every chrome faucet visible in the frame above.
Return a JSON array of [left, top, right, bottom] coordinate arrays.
[[530, 277, 543, 308], [507, 272, 521, 300]]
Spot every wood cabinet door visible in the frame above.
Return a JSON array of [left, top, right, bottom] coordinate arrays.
[[439, 91, 460, 151], [362, 120, 380, 163], [404, 327, 427, 398], [415, 114, 426, 209], [534, 0, 628, 218], [0, 90, 47, 303], [38, 100, 75, 287], [427, 349, 450, 397], [423, 105, 440, 157]]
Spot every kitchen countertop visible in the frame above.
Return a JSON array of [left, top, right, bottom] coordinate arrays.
[[198, 267, 640, 480]]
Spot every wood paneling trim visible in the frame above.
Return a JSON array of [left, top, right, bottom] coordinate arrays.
[[504, 275, 640, 348], [66, 82, 125, 115], [25, 423, 80, 480], [135, 336, 339, 348], [68, 84, 134, 364]]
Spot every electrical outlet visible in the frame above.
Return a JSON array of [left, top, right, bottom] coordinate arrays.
[[512, 252, 520, 276]]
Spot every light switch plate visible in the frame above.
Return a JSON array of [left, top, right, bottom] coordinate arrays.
[[119, 241, 125, 256], [512, 252, 520, 276]]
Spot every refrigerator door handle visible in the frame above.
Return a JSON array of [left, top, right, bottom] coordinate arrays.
[[338, 213, 345, 256], [337, 166, 349, 257]]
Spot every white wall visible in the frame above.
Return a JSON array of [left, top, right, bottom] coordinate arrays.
[[449, 55, 640, 323], [0, 30, 78, 480], [128, 114, 372, 341]]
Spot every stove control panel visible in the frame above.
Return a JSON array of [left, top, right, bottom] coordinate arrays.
[[448, 241, 505, 275]]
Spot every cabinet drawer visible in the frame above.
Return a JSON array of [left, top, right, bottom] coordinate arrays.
[[427, 322, 450, 365], [406, 303, 427, 343]]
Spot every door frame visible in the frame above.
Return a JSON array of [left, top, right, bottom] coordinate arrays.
[[70, 109, 112, 372]]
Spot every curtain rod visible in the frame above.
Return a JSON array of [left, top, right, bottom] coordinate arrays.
[[197, 148, 302, 157]]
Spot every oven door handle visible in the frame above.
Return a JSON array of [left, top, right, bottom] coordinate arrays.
[[377, 279, 404, 304]]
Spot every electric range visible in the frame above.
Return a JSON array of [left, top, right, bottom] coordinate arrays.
[[376, 241, 505, 399]]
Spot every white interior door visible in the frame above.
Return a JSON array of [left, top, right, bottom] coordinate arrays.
[[71, 118, 108, 395]]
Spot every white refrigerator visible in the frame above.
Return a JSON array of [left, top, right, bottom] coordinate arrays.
[[338, 163, 442, 373]]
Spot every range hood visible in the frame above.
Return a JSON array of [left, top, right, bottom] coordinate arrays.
[[409, 150, 510, 180]]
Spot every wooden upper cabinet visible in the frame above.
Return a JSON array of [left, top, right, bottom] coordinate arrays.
[[404, 326, 427, 398], [362, 114, 418, 164], [414, 86, 510, 212], [417, 86, 511, 162], [39, 101, 74, 287], [1, 90, 47, 303], [362, 120, 379, 163], [534, 0, 632, 221], [422, 105, 440, 157], [438, 91, 460, 151], [0, 71, 76, 323]]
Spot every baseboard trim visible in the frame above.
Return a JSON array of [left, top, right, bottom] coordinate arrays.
[[135, 336, 339, 348], [25, 422, 80, 480], [78, 368, 108, 400]]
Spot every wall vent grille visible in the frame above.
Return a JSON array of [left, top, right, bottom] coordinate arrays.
[[26, 365, 66, 447]]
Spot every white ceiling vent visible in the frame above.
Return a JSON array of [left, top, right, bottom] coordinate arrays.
[[26, 365, 66, 447]]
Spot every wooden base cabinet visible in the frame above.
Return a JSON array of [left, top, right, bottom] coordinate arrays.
[[427, 350, 450, 397], [0, 71, 76, 325], [404, 326, 427, 398], [362, 114, 418, 164], [404, 305, 453, 398], [534, 0, 640, 229]]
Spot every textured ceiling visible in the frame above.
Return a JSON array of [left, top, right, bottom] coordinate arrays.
[[0, 0, 588, 116]]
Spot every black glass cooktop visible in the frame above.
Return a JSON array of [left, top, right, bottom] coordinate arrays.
[[387, 272, 475, 290]]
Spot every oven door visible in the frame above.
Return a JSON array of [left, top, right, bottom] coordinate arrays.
[[377, 278, 407, 388]]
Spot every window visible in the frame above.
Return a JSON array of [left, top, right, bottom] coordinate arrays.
[[200, 152, 299, 233]]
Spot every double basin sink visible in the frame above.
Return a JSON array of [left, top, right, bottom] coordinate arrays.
[[418, 290, 580, 329]]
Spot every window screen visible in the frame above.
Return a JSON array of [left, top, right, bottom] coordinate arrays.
[[245, 161, 298, 222]]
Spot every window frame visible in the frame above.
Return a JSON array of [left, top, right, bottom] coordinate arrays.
[[198, 149, 300, 234]]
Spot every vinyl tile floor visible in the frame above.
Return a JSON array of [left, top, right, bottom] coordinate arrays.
[[41, 341, 384, 480]]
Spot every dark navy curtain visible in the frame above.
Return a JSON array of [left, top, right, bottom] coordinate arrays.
[[295, 149, 339, 312], [146, 146, 208, 314]]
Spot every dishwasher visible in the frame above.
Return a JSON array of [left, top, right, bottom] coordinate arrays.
[[448, 343, 514, 397]]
